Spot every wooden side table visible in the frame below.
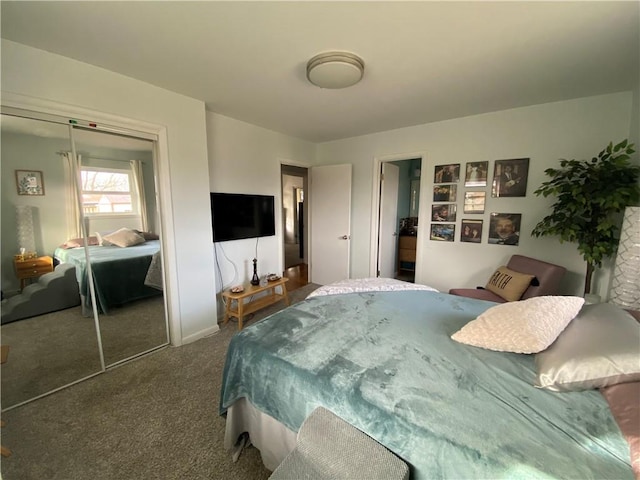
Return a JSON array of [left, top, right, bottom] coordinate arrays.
[[14, 255, 54, 290], [222, 277, 290, 330]]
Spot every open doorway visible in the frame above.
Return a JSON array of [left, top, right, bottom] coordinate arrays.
[[281, 164, 308, 290], [376, 157, 422, 282]]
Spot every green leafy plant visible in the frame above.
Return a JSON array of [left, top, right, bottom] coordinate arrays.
[[531, 140, 640, 295]]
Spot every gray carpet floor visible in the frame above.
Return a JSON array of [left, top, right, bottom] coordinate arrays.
[[2, 295, 168, 408], [1, 283, 320, 480]]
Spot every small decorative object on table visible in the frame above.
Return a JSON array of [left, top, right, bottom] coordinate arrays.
[[267, 274, 281, 282], [251, 258, 260, 286]]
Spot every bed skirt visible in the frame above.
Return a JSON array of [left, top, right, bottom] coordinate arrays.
[[224, 397, 297, 471]]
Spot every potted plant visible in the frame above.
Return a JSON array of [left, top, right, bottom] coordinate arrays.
[[531, 139, 640, 296]]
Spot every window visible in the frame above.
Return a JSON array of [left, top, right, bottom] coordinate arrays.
[[81, 167, 137, 215]]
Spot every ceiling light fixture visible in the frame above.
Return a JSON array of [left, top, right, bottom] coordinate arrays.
[[306, 51, 365, 89]]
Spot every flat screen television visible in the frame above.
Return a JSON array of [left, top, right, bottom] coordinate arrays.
[[210, 192, 276, 242]]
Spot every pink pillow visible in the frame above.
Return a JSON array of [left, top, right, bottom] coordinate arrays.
[[60, 236, 99, 249]]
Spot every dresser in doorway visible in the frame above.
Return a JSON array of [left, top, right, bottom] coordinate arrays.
[[397, 235, 416, 282]]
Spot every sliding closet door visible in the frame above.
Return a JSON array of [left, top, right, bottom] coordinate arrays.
[[71, 127, 169, 367], [0, 114, 103, 409]]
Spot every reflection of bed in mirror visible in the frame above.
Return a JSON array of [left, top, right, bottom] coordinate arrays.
[[54, 239, 162, 315], [1, 109, 170, 410]]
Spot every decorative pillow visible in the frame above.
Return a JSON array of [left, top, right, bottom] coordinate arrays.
[[451, 296, 585, 354], [134, 230, 160, 241], [484, 266, 536, 302], [535, 303, 640, 391], [101, 228, 145, 248], [60, 236, 99, 249], [95, 231, 113, 246]]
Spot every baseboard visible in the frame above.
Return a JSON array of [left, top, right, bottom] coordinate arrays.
[[180, 324, 221, 345]]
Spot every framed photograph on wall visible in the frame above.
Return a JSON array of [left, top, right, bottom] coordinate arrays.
[[464, 161, 488, 187], [488, 212, 522, 245], [463, 191, 486, 214], [430, 223, 455, 242], [433, 163, 460, 183], [15, 170, 45, 196], [460, 219, 483, 243], [431, 203, 457, 222], [433, 184, 457, 202], [491, 158, 529, 197]]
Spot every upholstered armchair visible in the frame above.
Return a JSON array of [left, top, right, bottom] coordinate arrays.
[[449, 254, 566, 303]]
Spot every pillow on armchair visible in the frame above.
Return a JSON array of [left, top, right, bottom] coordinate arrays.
[[484, 266, 536, 302], [449, 255, 566, 303]]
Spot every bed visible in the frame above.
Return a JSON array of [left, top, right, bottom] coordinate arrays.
[[219, 280, 638, 479], [54, 239, 162, 314]]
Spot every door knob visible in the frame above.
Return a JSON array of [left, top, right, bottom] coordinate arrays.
[[339, 235, 350, 240]]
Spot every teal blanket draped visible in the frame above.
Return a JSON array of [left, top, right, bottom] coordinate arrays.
[[220, 290, 633, 479], [54, 240, 161, 313]]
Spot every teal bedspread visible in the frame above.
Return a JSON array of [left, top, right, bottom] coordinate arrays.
[[54, 240, 161, 313], [220, 290, 633, 479]]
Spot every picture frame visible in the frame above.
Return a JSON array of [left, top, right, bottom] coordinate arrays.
[[460, 219, 483, 243], [488, 212, 522, 245], [432, 184, 457, 202], [433, 163, 460, 183], [15, 170, 45, 196], [464, 161, 488, 187], [430, 223, 455, 242], [491, 158, 529, 197], [431, 203, 457, 222], [463, 191, 486, 214]]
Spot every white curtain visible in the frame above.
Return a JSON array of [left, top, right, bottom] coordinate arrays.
[[62, 152, 83, 239], [130, 160, 148, 231]]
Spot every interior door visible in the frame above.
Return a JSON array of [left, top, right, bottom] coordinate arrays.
[[310, 164, 352, 285], [0, 114, 103, 409], [378, 163, 400, 278]]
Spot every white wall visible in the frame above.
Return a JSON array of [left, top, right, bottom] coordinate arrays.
[[1, 131, 71, 292], [206, 112, 315, 317], [631, 86, 640, 149], [1, 40, 217, 344], [316, 92, 635, 301]]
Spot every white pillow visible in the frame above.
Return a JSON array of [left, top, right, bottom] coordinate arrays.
[[451, 296, 585, 354], [102, 228, 145, 248], [535, 303, 640, 391]]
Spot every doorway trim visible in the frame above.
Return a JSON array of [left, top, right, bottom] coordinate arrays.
[[280, 159, 311, 278], [1, 91, 181, 347], [369, 151, 426, 278]]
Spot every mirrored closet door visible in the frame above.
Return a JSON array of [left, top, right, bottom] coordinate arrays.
[[71, 126, 168, 367], [0, 114, 103, 408], [1, 110, 169, 410]]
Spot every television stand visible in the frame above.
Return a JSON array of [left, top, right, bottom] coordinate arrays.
[[222, 277, 290, 330]]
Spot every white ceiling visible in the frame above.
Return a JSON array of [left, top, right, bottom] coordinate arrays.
[[1, 1, 638, 143]]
